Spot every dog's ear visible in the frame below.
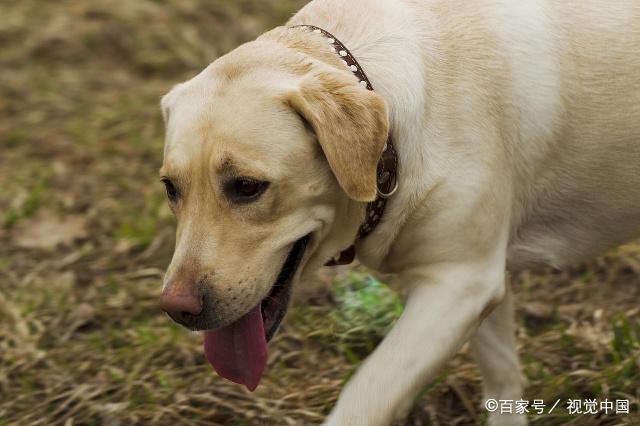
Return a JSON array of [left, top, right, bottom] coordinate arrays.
[[288, 67, 389, 202]]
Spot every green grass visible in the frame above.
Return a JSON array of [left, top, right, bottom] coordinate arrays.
[[611, 316, 640, 361], [116, 190, 169, 248], [0, 0, 638, 425], [2, 178, 47, 229]]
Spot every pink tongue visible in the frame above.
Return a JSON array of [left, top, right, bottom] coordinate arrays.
[[203, 305, 267, 391]]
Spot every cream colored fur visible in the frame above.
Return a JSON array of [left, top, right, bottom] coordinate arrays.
[[160, 0, 640, 424]]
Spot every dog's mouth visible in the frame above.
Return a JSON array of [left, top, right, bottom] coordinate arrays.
[[203, 234, 311, 391], [261, 233, 310, 341]]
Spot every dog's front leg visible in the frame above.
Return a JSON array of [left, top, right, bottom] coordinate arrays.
[[325, 257, 507, 426]]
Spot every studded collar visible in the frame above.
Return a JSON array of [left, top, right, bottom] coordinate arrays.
[[293, 25, 399, 266]]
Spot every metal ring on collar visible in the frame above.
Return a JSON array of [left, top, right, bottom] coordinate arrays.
[[377, 180, 398, 199]]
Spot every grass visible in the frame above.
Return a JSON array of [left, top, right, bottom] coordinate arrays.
[[290, 272, 403, 362], [2, 178, 47, 229], [0, 0, 639, 425]]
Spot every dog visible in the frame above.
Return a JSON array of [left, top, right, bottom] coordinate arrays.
[[158, 0, 640, 424]]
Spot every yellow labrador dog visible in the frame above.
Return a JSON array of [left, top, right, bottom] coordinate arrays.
[[158, 0, 640, 424]]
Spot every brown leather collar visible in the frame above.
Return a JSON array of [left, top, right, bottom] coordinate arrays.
[[294, 25, 399, 266]]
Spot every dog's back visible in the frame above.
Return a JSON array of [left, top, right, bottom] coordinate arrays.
[[293, 0, 640, 269], [499, 0, 640, 268]]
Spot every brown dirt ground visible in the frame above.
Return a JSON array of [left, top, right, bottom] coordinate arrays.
[[0, 1, 638, 425]]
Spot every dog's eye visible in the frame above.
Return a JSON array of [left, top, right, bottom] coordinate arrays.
[[161, 177, 179, 203], [224, 178, 269, 204]]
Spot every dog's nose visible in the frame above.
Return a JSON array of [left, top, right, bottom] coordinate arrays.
[[160, 281, 204, 328]]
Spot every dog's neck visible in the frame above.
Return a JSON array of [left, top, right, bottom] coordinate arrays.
[[285, 2, 430, 271], [261, 12, 427, 270], [292, 25, 399, 265]]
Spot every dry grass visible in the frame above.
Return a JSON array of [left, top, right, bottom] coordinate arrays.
[[0, 1, 638, 425]]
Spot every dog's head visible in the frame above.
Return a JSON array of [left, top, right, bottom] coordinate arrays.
[[158, 35, 388, 388]]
